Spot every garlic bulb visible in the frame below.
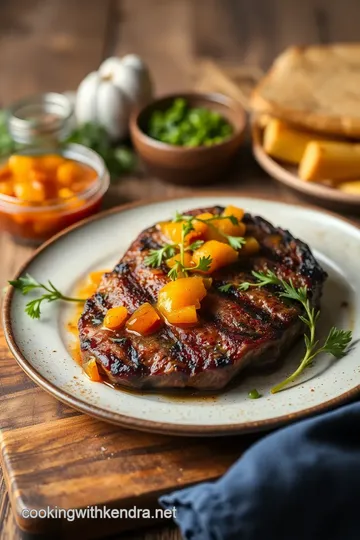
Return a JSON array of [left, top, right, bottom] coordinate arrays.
[[75, 55, 153, 140]]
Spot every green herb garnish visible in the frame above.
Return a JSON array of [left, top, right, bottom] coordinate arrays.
[[144, 244, 177, 268], [218, 283, 233, 293], [0, 111, 21, 158], [65, 122, 136, 179], [186, 240, 205, 251], [248, 389, 261, 399], [168, 254, 212, 281], [147, 98, 233, 147], [9, 274, 84, 319], [239, 270, 352, 393]]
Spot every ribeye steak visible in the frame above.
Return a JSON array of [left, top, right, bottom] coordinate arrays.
[[78, 206, 327, 390]]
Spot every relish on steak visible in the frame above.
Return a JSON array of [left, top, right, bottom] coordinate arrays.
[[78, 206, 327, 390]]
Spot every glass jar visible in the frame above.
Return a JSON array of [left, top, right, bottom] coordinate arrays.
[[0, 93, 110, 244], [7, 92, 74, 147], [0, 144, 110, 244]]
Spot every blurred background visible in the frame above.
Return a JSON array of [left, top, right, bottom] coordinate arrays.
[[1, 0, 358, 207], [1, 0, 359, 101]]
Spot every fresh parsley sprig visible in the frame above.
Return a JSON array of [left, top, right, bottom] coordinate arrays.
[[227, 235, 247, 250], [9, 274, 84, 319], [239, 269, 284, 291], [218, 283, 233, 293], [168, 255, 212, 281], [186, 239, 204, 251], [238, 269, 352, 393], [144, 244, 177, 268]]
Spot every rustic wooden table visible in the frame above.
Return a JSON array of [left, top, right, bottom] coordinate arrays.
[[1, 0, 359, 538]]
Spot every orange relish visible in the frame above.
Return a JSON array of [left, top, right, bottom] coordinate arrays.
[[0, 151, 107, 243]]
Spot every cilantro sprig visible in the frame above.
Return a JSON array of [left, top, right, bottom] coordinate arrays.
[[9, 274, 84, 319], [236, 269, 352, 393], [218, 283, 233, 293], [144, 244, 177, 268]]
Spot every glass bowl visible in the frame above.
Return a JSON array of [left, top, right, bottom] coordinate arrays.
[[0, 144, 110, 245]]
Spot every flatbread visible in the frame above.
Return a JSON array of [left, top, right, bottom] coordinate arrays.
[[251, 44, 360, 138]]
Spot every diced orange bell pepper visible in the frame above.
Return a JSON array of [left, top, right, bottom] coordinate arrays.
[[165, 305, 198, 325], [223, 205, 245, 222], [239, 237, 260, 256], [206, 213, 246, 242], [192, 212, 213, 237], [88, 270, 107, 287], [166, 252, 193, 269], [126, 303, 162, 335], [158, 276, 207, 313], [0, 180, 14, 196], [192, 240, 238, 274], [58, 187, 74, 199], [57, 161, 83, 186], [104, 306, 128, 330], [0, 164, 11, 180], [83, 358, 102, 382], [8, 155, 36, 177], [160, 217, 208, 246], [160, 221, 184, 244], [29, 169, 49, 183], [39, 154, 65, 173], [13, 180, 45, 203]]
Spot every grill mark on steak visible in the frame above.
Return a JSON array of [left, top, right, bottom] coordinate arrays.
[[139, 228, 162, 252], [201, 293, 278, 340], [100, 270, 152, 312], [78, 206, 327, 390]]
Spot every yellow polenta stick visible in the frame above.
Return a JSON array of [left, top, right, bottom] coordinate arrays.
[[263, 119, 328, 164], [299, 141, 360, 182], [338, 180, 360, 194]]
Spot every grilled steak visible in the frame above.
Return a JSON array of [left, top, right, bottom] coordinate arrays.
[[78, 206, 327, 390]]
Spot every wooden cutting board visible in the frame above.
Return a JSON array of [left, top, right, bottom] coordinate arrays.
[[0, 329, 261, 538]]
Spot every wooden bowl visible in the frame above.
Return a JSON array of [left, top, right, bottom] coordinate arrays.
[[130, 93, 246, 185], [252, 121, 360, 212]]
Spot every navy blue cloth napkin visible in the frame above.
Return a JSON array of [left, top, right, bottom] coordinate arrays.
[[160, 402, 360, 540]]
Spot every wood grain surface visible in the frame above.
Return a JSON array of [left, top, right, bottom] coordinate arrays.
[[1, 0, 360, 538], [0, 342, 258, 538]]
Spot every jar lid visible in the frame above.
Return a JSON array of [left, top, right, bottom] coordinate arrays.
[[7, 92, 74, 145]]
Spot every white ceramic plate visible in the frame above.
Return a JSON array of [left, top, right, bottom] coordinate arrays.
[[3, 196, 360, 436]]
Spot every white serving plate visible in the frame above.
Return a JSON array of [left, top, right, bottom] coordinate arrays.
[[3, 195, 360, 436]]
